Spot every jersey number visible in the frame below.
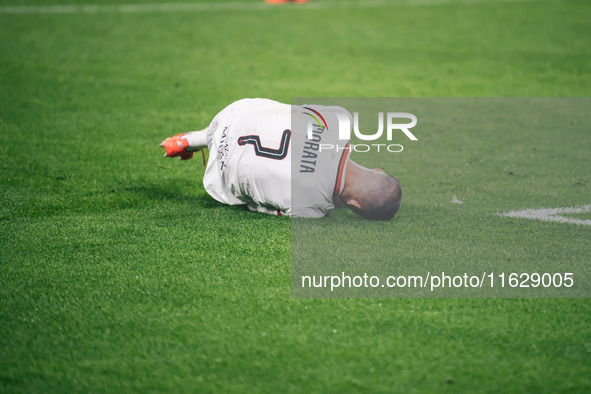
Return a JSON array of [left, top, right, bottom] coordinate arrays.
[[237, 129, 291, 160]]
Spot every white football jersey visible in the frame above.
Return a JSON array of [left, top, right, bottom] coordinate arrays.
[[203, 98, 352, 218]]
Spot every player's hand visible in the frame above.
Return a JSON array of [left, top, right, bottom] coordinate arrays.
[[160, 133, 194, 160]]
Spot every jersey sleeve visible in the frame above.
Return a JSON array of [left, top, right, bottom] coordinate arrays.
[[247, 202, 286, 216], [291, 206, 329, 218]]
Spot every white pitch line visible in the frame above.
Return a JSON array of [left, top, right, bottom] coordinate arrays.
[[0, 0, 556, 15], [498, 205, 591, 226]]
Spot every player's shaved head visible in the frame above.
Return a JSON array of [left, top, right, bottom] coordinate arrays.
[[355, 173, 402, 221], [336, 160, 403, 221], [335, 160, 402, 220]]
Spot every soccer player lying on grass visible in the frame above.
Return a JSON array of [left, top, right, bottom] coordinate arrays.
[[160, 98, 402, 220]]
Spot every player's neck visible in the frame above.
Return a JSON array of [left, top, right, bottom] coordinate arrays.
[[334, 160, 364, 206]]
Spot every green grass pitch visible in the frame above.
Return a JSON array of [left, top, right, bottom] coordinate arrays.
[[1, 0, 590, 392]]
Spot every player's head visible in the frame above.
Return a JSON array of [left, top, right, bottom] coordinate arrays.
[[339, 164, 402, 220], [355, 172, 402, 220]]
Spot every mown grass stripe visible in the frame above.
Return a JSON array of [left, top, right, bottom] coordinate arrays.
[[0, 0, 556, 15]]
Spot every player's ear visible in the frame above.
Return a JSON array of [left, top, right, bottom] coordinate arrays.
[[347, 199, 362, 210]]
